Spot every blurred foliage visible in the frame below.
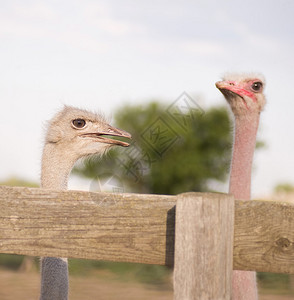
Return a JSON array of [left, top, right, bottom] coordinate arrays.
[[257, 272, 293, 295], [0, 254, 26, 270], [0, 177, 38, 187], [0, 255, 170, 287], [74, 102, 232, 194], [69, 260, 171, 286], [274, 183, 294, 194]]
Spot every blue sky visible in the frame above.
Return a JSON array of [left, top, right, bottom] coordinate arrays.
[[1, 0, 294, 197]]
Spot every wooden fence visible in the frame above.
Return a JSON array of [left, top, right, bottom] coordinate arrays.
[[1, 185, 294, 299]]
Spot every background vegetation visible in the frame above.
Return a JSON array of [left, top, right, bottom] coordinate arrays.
[[74, 101, 232, 194]]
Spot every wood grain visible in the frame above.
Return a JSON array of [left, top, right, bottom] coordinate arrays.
[[234, 200, 294, 274], [0, 185, 175, 266], [1, 186, 294, 274], [173, 193, 234, 300]]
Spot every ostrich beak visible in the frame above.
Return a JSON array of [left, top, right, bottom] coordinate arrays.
[[99, 126, 132, 147], [215, 81, 240, 98], [82, 126, 132, 147], [215, 81, 255, 100]]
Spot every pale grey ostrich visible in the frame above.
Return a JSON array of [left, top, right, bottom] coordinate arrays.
[[40, 106, 131, 300], [216, 73, 266, 300]]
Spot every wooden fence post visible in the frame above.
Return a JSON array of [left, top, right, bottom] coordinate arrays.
[[174, 192, 235, 300]]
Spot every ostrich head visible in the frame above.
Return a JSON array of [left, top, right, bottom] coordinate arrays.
[[45, 106, 131, 160], [215, 73, 266, 116]]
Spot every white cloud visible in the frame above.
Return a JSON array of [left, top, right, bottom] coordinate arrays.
[[13, 2, 57, 21], [56, 30, 109, 54], [82, 1, 145, 36], [233, 21, 282, 52], [0, 2, 56, 38], [93, 17, 138, 36], [0, 16, 45, 38], [180, 40, 226, 56], [0, 2, 109, 54]]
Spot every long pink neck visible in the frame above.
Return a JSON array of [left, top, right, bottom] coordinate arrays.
[[230, 113, 260, 300], [229, 114, 260, 200]]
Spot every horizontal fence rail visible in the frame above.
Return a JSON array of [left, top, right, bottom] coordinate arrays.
[[0, 186, 294, 274]]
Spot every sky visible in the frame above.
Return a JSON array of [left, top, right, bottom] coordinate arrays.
[[0, 0, 294, 198]]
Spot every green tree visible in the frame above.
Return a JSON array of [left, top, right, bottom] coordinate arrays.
[[74, 101, 232, 195]]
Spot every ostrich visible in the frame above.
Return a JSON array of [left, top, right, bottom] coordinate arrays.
[[216, 73, 266, 300], [40, 105, 131, 300]]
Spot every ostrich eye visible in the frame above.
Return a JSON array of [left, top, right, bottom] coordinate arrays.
[[72, 119, 86, 129], [251, 82, 263, 92]]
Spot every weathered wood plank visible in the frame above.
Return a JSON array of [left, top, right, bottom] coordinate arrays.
[[1, 186, 294, 274], [174, 193, 234, 300], [234, 200, 294, 274], [0, 185, 175, 266]]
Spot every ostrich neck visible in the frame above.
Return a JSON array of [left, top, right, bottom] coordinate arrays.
[[41, 143, 76, 190], [40, 142, 74, 300], [229, 113, 260, 200], [231, 113, 260, 300]]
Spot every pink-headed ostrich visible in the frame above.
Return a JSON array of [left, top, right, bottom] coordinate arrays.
[[216, 73, 266, 300], [40, 106, 131, 300]]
